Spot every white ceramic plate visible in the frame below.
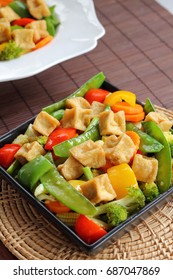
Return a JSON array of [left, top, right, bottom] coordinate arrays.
[[155, 0, 173, 14], [0, 0, 105, 82]]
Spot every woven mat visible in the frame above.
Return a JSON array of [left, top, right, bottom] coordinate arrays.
[[0, 106, 173, 260]]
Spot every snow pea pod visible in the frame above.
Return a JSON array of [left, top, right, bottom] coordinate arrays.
[[126, 122, 164, 153], [143, 98, 156, 114], [42, 72, 106, 114], [142, 121, 172, 193], [40, 168, 97, 216], [9, 1, 31, 18]]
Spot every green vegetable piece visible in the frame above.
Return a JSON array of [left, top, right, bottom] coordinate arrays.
[[7, 159, 21, 176], [0, 41, 23, 61], [11, 25, 23, 32], [143, 98, 156, 114], [9, 1, 31, 18], [40, 168, 97, 216], [17, 155, 53, 191], [91, 186, 145, 228], [126, 122, 164, 153], [53, 125, 100, 157], [139, 182, 159, 203], [142, 121, 172, 193], [83, 167, 94, 180], [42, 72, 106, 114], [50, 109, 64, 120], [45, 18, 56, 36]]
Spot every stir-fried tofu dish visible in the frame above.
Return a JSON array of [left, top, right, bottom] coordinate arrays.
[[0, 0, 60, 60], [1, 72, 173, 244]]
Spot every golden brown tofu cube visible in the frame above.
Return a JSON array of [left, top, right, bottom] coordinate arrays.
[[33, 111, 60, 136], [62, 107, 92, 131], [12, 29, 35, 49], [0, 18, 11, 43], [15, 141, 46, 164], [70, 139, 106, 168], [144, 111, 172, 132], [58, 156, 83, 181], [26, 0, 51, 19], [99, 110, 126, 136], [80, 174, 116, 204], [66, 97, 91, 109], [103, 134, 136, 165], [25, 20, 49, 43], [0, 6, 20, 22], [132, 154, 158, 183], [91, 101, 105, 118]]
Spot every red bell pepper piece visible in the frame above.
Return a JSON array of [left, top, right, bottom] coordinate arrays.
[[84, 88, 110, 104], [12, 18, 35, 27], [0, 144, 21, 169], [75, 214, 107, 244], [44, 127, 77, 150]]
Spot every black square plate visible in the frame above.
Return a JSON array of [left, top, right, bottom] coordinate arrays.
[[0, 81, 173, 254]]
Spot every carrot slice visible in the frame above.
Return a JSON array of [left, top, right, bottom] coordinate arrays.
[[125, 111, 145, 122], [45, 200, 71, 214], [0, 0, 13, 6], [126, 131, 140, 151], [112, 101, 144, 115], [33, 35, 53, 50]]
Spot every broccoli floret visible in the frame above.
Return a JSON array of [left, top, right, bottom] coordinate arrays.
[[92, 186, 145, 228], [0, 40, 23, 61], [139, 182, 159, 203]]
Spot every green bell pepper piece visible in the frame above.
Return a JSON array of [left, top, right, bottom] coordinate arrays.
[[143, 98, 156, 114], [42, 72, 106, 114], [9, 1, 31, 18], [17, 155, 53, 191], [142, 121, 172, 193], [126, 122, 164, 153], [40, 168, 97, 216]]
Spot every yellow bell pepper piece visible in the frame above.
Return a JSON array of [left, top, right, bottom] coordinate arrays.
[[104, 90, 136, 106], [68, 180, 85, 192], [107, 163, 138, 199]]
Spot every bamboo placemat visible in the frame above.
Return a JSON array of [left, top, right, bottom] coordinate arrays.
[[0, 106, 173, 260]]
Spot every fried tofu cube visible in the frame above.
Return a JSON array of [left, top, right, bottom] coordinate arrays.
[[26, 0, 51, 19], [12, 29, 35, 49], [80, 174, 116, 204], [33, 111, 60, 136], [58, 156, 83, 181], [0, 6, 20, 22], [144, 111, 172, 132], [70, 139, 106, 168], [62, 107, 92, 131], [66, 97, 91, 109], [99, 110, 126, 136], [91, 101, 105, 118], [25, 20, 49, 42], [103, 134, 136, 165], [15, 141, 46, 164], [61, 97, 92, 131], [132, 154, 158, 183], [0, 18, 11, 43]]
